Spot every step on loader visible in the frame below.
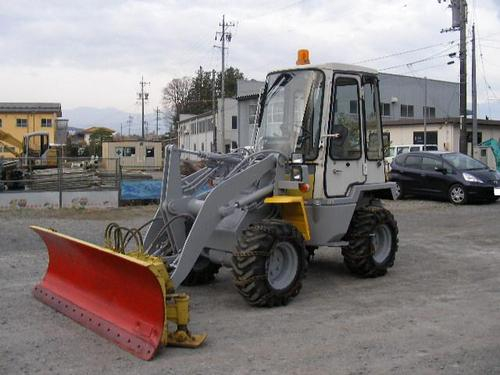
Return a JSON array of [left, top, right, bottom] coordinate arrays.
[[33, 50, 399, 359]]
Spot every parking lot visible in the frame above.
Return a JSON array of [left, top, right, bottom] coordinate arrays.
[[1, 200, 499, 374]]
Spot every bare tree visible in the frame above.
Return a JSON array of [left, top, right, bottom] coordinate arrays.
[[163, 77, 191, 133]]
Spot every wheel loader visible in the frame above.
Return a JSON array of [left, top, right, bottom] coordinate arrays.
[[32, 50, 399, 360]]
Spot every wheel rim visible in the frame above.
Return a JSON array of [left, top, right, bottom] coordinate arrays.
[[371, 224, 392, 264], [450, 186, 465, 203], [394, 183, 401, 199], [266, 242, 299, 291]]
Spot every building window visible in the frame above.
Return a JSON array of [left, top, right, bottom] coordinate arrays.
[[146, 147, 154, 158], [201, 142, 204, 152], [466, 131, 482, 144], [193, 143, 197, 151], [41, 118, 52, 127], [400, 104, 414, 118], [413, 131, 437, 145], [232, 141, 238, 149], [0, 119, 2, 128], [225, 144, 230, 153], [232, 116, 237, 129], [423, 106, 436, 119], [349, 100, 358, 114], [381, 103, 391, 117], [248, 104, 257, 125], [115, 147, 136, 157], [16, 118, 28, 128]]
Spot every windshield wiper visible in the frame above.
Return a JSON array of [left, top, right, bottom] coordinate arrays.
[[264, 73, 294, 105]]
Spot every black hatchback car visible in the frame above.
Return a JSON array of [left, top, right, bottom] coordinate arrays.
[[389, 151, 500, 204]]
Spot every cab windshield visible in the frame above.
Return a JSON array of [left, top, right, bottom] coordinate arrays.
[[255, 70, 324, 159]]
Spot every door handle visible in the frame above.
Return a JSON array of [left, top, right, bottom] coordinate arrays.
[[332, 169, 343, 174]]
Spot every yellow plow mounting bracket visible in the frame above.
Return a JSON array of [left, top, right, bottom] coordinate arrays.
[[264, 195, 311, 241]]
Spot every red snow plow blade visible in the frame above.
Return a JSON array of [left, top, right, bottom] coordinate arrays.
[[31, 226, 168, 360]]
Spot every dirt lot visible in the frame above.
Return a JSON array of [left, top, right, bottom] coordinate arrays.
[[1, 200, 499, 374]]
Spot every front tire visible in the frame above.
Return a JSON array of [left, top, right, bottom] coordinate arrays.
[[342, 206, 398, 277], [449, 184, 467, 205], [232, 219, 307, 307]]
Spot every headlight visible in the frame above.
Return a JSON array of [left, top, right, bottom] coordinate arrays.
[[291, 166, 303, 181], [462, 172, 483, 183]]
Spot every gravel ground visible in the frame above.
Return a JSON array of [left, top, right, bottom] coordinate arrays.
[[1, 200, 499, 374]]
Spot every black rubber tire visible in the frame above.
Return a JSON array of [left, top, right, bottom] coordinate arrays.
[[181, 256, 221, 286], [448, 183, 467, 205], [341, 206, 399, 278], [232, 219, 307, 307]]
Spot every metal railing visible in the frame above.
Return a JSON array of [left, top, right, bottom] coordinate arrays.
[[0, 157, 120, 195]]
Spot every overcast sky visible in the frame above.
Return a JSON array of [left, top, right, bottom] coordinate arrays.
[[1, 0, 499, 128]]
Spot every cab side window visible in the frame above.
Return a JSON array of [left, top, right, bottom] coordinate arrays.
[[330, 77, 361, 160]]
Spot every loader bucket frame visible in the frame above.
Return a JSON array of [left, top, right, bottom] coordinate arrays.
[[31, 226, 168, 360]]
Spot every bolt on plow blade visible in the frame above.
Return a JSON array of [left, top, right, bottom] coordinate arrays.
[[31, 226, 167, 360]]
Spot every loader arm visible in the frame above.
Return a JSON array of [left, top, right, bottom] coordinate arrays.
[[144, 146, 278, 287]]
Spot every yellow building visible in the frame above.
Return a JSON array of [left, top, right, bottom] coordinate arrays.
[[0, 103, 62, 158]]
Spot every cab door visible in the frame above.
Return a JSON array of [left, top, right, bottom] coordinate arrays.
[[325, 75, 365, 197], [362, 75, 385, 183]]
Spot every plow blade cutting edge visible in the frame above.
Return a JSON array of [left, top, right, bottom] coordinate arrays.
[[31, 226, 205, 360]]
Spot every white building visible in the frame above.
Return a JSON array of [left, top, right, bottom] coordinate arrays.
[[178, 98, 238, 156]]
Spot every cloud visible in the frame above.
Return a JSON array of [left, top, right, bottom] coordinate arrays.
[[0, 0, 498, 119]]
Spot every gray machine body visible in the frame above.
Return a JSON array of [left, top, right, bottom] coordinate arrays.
[[144, 63, 397, 288]]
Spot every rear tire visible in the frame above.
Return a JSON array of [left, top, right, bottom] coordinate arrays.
[[342, 206, 398, 278], [232, 219, 307, 307], [449, 184, 467, 205], [181, 256, 220, 286]]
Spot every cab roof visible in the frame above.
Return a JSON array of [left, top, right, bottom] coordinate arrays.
[[269, 62, 378, 76]]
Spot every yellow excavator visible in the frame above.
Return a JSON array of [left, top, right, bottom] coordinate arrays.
[[0, 130, 59, 190], [0, 129, 58, 167]]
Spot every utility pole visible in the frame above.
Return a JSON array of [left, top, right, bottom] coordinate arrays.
[[155, 106, 162, 137], [127, 115, 133, 137], [214, 15, 235, 153], [424, 77, 428, 150], [458, 0, 468, 154], [120, 123, 123, 140], [137, 76, 150, 140], [471, 23, 477, 157], [212, 69, 217, 152], [439, 0, 467, 154]]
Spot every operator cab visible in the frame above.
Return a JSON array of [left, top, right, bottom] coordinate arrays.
[[254, 50, 385, 198]]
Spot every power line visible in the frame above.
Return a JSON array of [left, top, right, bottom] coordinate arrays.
[[353, 40, 457, 65], [379, 43, 458, 71]]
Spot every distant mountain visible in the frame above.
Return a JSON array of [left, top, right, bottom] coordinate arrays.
[[64, 106, 171, 135]]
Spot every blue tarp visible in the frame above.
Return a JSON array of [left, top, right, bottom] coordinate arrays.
[[121, 179, 211, 201], [121, 180, 162, 201]]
